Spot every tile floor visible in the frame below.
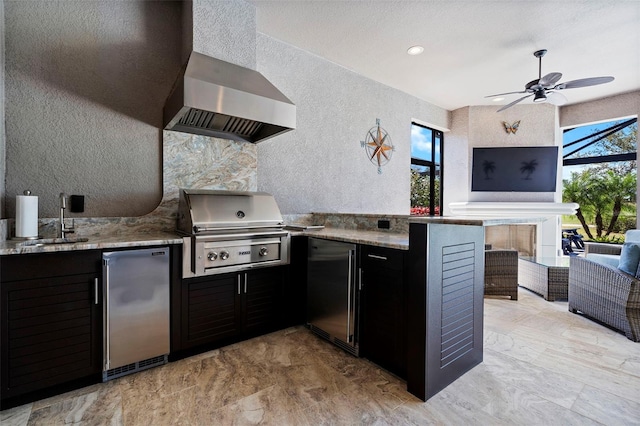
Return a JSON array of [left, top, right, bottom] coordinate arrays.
[[2, 288, 640, 425]]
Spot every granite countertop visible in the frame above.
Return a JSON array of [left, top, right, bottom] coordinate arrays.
[[0, 216, 544, 256], [295, 227, 409, 250], [0, 231, 184, 256]]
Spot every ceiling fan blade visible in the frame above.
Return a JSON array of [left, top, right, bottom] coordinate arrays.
[[546, 91, 567, 106], [496, 94, 533, 112], [555, 76, 614, 90], [539, 72, 562, 87], [485, 90, 527, 98]]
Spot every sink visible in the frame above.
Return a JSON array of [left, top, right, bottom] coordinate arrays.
[[20, 237, 89, 247]]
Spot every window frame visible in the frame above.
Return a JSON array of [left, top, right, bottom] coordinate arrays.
[[411, 123, 443, 216]]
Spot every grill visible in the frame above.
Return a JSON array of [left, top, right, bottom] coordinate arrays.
[[177, 189, 290, 278]]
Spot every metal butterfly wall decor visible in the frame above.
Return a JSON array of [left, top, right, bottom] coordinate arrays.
[[502, 120, 520, 134]]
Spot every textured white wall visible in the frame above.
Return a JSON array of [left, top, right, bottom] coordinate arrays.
[[190, 0, 256, 69], [4, 1, 182, 218], [442, 103, 559, 214], [255, 33, 450, 215], [442, 107, 471, 216], [559, 91, 640, 128], [467, 104, 559, 202]]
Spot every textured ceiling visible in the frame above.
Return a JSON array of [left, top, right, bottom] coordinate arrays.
[[249, 0, 640, 111]]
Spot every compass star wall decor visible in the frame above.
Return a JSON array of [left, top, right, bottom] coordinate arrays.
[[360, 119, 394, 174]]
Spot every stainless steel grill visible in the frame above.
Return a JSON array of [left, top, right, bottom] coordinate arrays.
[[177, 189, 290, 278]]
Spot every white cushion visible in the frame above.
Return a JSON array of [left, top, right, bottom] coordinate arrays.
[[625, 230, 640, 243], [586, 253, 621, 268]]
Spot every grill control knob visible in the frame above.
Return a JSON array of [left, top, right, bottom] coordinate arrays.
[[207, 252, 218, 261], [220, 251, 230, 260], [259, 247, 269, 257]]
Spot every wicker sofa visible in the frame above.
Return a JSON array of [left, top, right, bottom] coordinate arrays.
[[484, 249, 518, 300], [583, 229, 640, 266], [568, 255, 640, 342]]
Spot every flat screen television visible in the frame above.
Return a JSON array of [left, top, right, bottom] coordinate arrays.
[[471, 146, 558, 192]]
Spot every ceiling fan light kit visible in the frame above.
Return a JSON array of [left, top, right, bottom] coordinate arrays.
[[533, 90, 547, 103], [486, 49, 614, 112]]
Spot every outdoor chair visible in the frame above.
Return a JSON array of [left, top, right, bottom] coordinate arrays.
[[484, 249, 518, 300], [568, 255, 640, 342]]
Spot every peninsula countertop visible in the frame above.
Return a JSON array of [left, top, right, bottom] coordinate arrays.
[[294, 227, 409, 250]]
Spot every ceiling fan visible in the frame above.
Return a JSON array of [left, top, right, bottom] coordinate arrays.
[[486, 49, 614, 112]]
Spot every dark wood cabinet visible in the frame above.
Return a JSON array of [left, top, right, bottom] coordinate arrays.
[[242, 267, 284, 335], [359, 245, 407, 378], [179, 267, 284, 351], [180, 273, 241, 350], [284, 236, 307, 327], [0, 251, 102, 407]]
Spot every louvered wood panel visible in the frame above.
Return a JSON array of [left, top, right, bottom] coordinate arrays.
[[3, 272, 99, 396], [440, 243, 475, 368], [244, 268, 283, 333], [182, 274, 240, 348]]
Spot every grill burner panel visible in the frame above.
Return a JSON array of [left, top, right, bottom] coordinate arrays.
[[194, 236, 282, 274]]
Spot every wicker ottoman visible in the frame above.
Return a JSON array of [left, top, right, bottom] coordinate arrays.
[[518, 256, 570, 301]]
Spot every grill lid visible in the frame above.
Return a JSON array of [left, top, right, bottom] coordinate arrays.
[[177, 189, 284, 234]]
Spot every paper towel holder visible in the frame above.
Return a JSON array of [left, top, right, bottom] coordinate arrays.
[[13, 189, 41, 240]]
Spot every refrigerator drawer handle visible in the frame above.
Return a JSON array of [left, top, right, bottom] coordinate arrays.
[[104, 261, 110, 371], [367, 254, 387, 261]]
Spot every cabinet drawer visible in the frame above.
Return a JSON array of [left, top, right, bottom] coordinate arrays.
[[1, 251, 101, 282], [361, 245, 404, 271]]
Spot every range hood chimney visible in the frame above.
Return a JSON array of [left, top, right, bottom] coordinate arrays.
[[163, 51, 296, 143]]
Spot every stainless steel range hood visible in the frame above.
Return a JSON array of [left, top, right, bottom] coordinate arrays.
[[163, 51, 296, 143]]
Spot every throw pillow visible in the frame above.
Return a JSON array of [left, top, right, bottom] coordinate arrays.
[[617, 242, 640, 276]]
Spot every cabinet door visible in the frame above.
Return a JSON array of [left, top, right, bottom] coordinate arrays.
[[242, 267, 284, 335], [181, 274, 241, 349], [360, 245, 407, 378], [1, 252, 102, 401], [283, 236, 307, 327]]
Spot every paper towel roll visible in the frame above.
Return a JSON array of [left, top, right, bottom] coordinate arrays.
[[16, 194, 39, 238]]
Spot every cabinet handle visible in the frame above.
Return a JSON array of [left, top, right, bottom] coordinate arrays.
[[367, 254, 387, 261], [244, 273, 248, 294], [347, 250, 353, 342], [359, 268, 363, 291], [237, 274, 241, 295], [94, 278, 99, 305]]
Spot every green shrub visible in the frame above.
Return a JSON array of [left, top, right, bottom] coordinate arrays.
[[612, 216, 637, 233], [591, 235, 625, 244]]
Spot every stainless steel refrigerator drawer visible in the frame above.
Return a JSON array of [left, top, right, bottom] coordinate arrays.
[[102, 247, 170, 380]]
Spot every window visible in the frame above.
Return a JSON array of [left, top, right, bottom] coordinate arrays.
[[411, 123, 443, 216], [562, 118, 637, 238]]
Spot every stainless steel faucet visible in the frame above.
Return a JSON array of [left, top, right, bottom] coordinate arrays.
[[59, 193, 75, 238]]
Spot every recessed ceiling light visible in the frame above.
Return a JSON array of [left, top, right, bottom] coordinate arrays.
[[407, 45, 424, 55], [492, 97, 504, 102]]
